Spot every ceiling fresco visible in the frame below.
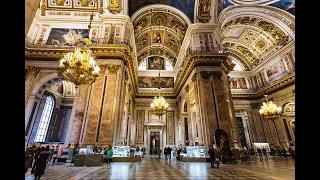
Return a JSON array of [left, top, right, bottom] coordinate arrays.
[[221, 15, 290, 69], [270, 0, 295, 15], [128, 0, 195, 23], [133, 8, 189, 68]]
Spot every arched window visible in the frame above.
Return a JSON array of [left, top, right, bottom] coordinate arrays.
[[34, 95, 55, 142]]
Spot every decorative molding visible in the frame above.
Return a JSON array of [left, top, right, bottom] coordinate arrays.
[[78, 0, 91, 7], [107, 65, 121, 74], [198, 0, 212, 23], [26, 66, 41, 77], [191, 73, 197, 82], [41, 0, 46, 16], [56, 0, 66, 6], [99, 0, 104, 14], [108, 0, 122, 14], [125, 71, 129, 81], [200, 71, 222, 80]]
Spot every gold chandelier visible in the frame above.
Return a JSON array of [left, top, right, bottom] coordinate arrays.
[[58, 6, 100, 87], [150, 71, 169, 118], [259, 95, 282, 120], [58, 47, 100, 87]]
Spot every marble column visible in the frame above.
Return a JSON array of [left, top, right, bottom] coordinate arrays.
[[25, 0, 41, 36], [66, 84, 90, 145], [25, 66, 40, 107]]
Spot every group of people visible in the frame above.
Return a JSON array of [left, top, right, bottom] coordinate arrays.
[[257, 147, 268, 161], [25, 145, 57, 179]]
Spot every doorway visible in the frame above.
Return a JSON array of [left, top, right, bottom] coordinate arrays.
[[150, 132, 160, 154]]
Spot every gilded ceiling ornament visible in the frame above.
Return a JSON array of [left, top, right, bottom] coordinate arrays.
[[169, 20, 186, 38], [108, 0, 122, 14], [255, 38, 268, 50], [56, 0, 66, 6], [191, 73, 197, 82], [78, 0, 91, 7], [185, 85, 189, 93], [198, 0, 212, 23], [107, 65, 121, 74], [26, 66, 41, 77], [258, 21, 289, 46], [151, 13, 167, 26], [134, 18, 148, 33], [41, 0, 46, 16], [236, 46, 258, 65], [137, 33, 150, 52]]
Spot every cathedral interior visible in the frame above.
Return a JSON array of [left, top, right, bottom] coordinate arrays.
[[25, 0, 295, 179]]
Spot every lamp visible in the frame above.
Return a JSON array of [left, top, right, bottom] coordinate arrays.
[[150, 70, 169, 118], [259, 95, 282, 146], [58, 1, 100, 87]]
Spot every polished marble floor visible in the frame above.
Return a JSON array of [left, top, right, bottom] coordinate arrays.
[[25, 155, 294, 180]]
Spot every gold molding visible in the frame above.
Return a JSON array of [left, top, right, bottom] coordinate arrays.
[[108, 0, 122, 14], [198, 0, 212, 23], [26, 66, 41, 77], [107, 65, 121, 74], [41, 0, 46, 16], [56, 0, 66, 6]]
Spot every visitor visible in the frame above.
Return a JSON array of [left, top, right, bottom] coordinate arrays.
[[282, 147, 287, 157], [208, 145, 216, 168], [164, 147, 167, 159], [25, 145, 37, 173], [107, 145, 113, 164], [52, 146, 59, 163], [167, 147, 172, 160], [34, 146, 50, 180], [262, 147, 268, 160], [47, 145, 55, 163], [103, 148, 108, 165], [288, 147, 295, 159], [31, 145, 41, 174], [257, 147, 263, 161]]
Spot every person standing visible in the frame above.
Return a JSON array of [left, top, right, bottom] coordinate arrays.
[[164, 147, 167, 159], [25, 145, 37, 173], [107, 146, 113, 164], [288, 147, 295, 159], [167, 147, 172, 160], [208, 145, 216, 168], [262, 147, 268, 160], [257, 147, 263, 161], [34, 146, 50, 180], [52, 146, 59, 163]]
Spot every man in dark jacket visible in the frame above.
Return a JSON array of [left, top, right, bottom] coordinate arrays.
[[208, 145, 216, 168]]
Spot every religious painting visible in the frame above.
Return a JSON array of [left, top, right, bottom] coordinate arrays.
[[147, 56, 165, 70], [229, 78, 247, 89], [46, 28, 89, 46], [217, 0, 233, 15], [270, 0, 295, 15], [138, 77, 174, 88], [128, 0, 195, 23], [152, 30, 163, 44], [265, 59, 287, 82]]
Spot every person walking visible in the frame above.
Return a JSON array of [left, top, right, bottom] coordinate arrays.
[[34, 146, 50, 180], [257, 147, 263, 161], [52, 146, 59, 163], [167, 147, 172, 160]]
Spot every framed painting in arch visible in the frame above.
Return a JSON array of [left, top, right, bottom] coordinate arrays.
[[147, 56, 165, 70]]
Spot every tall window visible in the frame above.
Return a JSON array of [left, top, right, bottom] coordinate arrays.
[[138, 60, 147, 70], [34, 96, 55, 142], [231, 59, 244, 71]]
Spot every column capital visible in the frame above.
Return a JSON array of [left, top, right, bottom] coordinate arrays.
[[26, 66, 40, 77], [250, 103, 260, 109], [200, 71, 222, 80], [191, 73, 197, 82], [108, 65, 121, 74]]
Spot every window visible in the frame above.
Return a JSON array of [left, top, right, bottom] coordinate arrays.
[[34, 96, 55, 142], [231, 59, 244, 71], [165, 59, 173, 70], [138, 60, 147, 70]]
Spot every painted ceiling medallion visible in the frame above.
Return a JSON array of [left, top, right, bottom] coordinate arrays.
[[255, 38, 268, 50]]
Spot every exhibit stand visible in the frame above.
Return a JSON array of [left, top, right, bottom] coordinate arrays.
[[180, 146, 207, 162]]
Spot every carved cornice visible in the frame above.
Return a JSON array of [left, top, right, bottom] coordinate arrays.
[[108, 65, 121, 74], [26, 66, 41, 77], [25, 44, 139, 95], [231, 73, 295, 99]]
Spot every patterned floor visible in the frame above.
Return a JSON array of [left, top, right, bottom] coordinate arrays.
[[25, 155, 294, 180]]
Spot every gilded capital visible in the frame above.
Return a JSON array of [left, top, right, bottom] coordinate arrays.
[[99, 65, 108, 73], [197, 0, 212, 23], [26, 66, 40, 77], [108, 65, 121, 74], [250, 103, 260, 109]]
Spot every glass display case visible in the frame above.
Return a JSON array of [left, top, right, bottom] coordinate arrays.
[[181, 146, 206, 158], [113, 146, 130, 157]]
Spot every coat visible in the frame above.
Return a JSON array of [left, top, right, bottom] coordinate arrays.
[[107, 149, 113, 158], [25, 148, 34, 168], [34, 150, 50, 176]]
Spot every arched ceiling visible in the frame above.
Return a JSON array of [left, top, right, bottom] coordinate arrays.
[[132, 5, 190, 69], [221, 15, 292, 69], [128, 0, 195, 23]]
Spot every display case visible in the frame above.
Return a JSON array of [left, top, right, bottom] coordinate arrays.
[[181, 146, 206, 158], [113, 146, 130, 157]]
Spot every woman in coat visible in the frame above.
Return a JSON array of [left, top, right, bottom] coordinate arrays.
[[25, 146, 37, 173], [107, 146, 113, 164]]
